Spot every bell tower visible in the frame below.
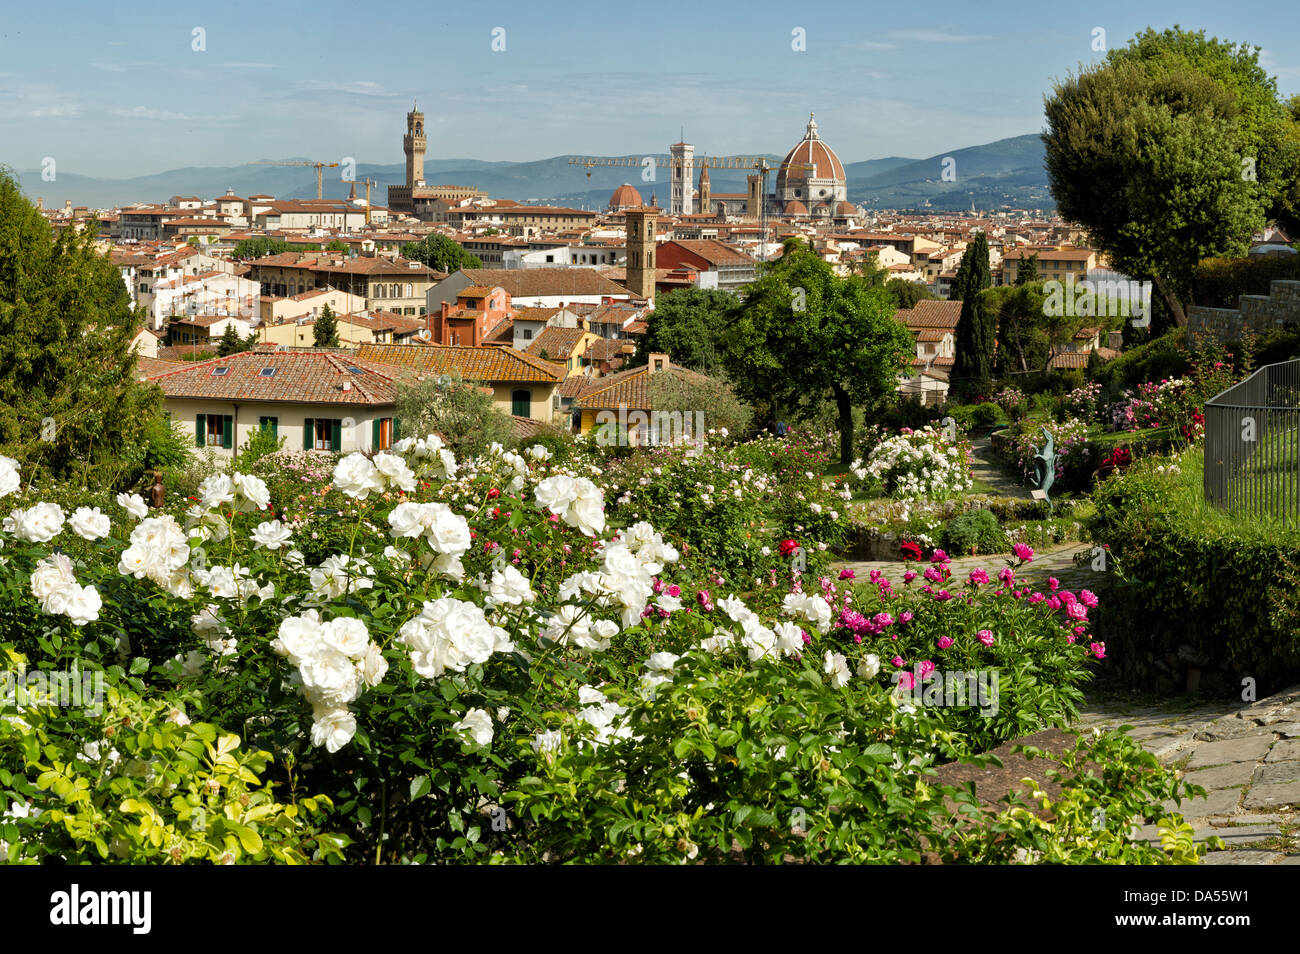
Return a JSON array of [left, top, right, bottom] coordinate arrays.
[[697, 162, 710, 217], [669, 138, 694, 215], [623, 206, 658, 301], [404, 102, 427, 189]]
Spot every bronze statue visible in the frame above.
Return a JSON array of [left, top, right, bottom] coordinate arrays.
[[149, 471, 166, 509]]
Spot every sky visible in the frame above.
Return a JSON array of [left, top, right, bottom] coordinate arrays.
[[2, 0, 1299, 179]]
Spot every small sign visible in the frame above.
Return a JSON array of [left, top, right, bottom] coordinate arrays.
[[1030, 489, 1048, 501]]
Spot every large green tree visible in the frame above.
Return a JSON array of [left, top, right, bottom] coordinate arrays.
[[234, 236, 294, 259], [401, 234, 482, 273], [0, 168, 163, 480], [886, 277, 937, 309], [951, 233, 994, 397], [726, 239, 914, 462], [1014, 253, 1040, 285], [637, 287, 738, 374], [1043, 26, 1300, 327]]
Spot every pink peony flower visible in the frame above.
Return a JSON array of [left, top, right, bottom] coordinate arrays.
[[931, 549, 949, 564], [1080, 589, 1099, 608], [1012, 543, 1034, 563], [968, 568, 989, 587], [897, 672, 916, 690], [1090, 641, 1106, 659], [899, 611, 913, 625], [891, 656, 905, 668], [998, 567, 1015, 587], [918, 660, 936, 679], [1048, 577, 1059, 591], [904, 570, 917, 583], [937, 636, 954, 649], [977, 629, 995, 647], [839, 568, 856, 580]]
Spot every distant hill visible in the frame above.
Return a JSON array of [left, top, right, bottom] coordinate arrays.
[[10, 134, 1054, 212]]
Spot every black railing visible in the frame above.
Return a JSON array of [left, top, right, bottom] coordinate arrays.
[[1204, 358, 1300, 522]]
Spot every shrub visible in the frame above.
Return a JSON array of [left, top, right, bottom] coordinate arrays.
[[853, 425, 973, 499], [941, 508, 1008, 555], [1089, 448, 1300, 691], [394, 373, 516, 460]]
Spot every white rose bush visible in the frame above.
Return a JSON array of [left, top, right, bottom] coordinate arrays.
[[0, 432, 1207, 865]]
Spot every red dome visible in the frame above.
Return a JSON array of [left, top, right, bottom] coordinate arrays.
[[835, 200, 857, 214], [778, 113, 846, 184], [608, 183, 643, 210], [784, 200, 809, 215]]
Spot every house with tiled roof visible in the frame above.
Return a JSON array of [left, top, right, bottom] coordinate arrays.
[[655, 240, 757, 292], [894, 300, 962, 405], [428, 267, 634, 311], [526, 326, 601, 377], [570, 353, 714, 444], [356, 342, 563, 424], [147, 350, 406, 458]]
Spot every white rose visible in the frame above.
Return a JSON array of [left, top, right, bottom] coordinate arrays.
[[857, 654, 881, 679], [0, 456, 20, 499], [233, 473, 271, 511], [69, 506, 111, 541], [332, 453, 384, 500], [310, 707, 357, 753], [250, 520, 293, 550], [322, 616, 370, 659], [454, 708, 494, 746], [4, 502, 65, 543], [197, 474, 235, 511], [373, 452, 417, 492], [116, 492, 148, 520]]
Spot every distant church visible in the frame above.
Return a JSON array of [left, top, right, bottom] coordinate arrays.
[[670, 113, 857, 225]]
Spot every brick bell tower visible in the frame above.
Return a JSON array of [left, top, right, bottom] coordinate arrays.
[[623, 205, 658, 301], [404, 102, 426, 189]]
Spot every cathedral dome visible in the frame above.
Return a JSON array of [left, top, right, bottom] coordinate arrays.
[[783, 200, 809, 216], [608, 183, 643, 210], [778, 113, 846, 189]]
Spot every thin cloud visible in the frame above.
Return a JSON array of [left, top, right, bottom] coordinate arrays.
[[887, 28, 994, 44], [112, 106, 192, 121], [221, 61, 277, 69], [28, 103, 80, 118]]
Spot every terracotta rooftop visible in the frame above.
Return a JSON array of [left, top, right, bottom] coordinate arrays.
[[894, 299, 962, 330], [356, 342, 563, 384], [526, 326, 588, 360], [447, 267, 632, 299], [147, 350, 402, 405], [574, 364, 715, 411]]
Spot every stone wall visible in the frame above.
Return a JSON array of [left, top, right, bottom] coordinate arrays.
[[1187, 280, 1300, 343]]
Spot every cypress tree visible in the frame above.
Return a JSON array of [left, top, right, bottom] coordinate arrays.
[[314, 303, 340, 348], [952, 233, 992, 398]]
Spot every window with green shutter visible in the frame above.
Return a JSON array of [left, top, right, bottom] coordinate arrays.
[[511, 389, 531, 418], [303, 418, 315, 451], [196, 413, 206, 447], [259, 416, 278, 440], [222, 415, 233, 449], [331, 419, 342, 451]]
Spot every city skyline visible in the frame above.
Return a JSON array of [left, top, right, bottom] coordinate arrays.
[[3, 0, 1299, 179]]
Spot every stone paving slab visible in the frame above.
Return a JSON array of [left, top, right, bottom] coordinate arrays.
[[1201, 850, 1288, 865], [1080, 684, 1300, 865]]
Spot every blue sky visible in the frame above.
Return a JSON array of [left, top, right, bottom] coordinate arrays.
[[2, 0, 1299, 178]]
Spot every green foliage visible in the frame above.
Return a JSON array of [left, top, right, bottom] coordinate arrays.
[[233, 237, 294, 259], [952, 234, 994, 396], [637, 288, 737, 374], [394, 372, 516, 459], [1092, 328, 1191, 396], [940, 508, 1008, 555], [1192, 254, 1300, 307], [313, 304, 340, 349], [238, 423, 287, 470], [886, 278, 937, 309], [728, 238, 914, 462], [0, 168, 165, 488], [1015, 253, 1040, 285], [1089, 448, 1300, 687], [646, 370, 753, 438], [216, 323, 245, 357], [322, 240, 348, 253], [986, 283, 1052, 375], [1043, 26, 1300, 325], [400, 234, 482, 273]]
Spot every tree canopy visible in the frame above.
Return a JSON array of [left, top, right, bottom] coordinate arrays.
[[727, 238, 914, 461], [0, 167, 164, 482], [637, 287, 737, 374], [951, 233, 994, 397], [1043, 26, 1300, 327], [401, 234, 482, 273], [234, 236, 294, 259], [313, 303, 340, 348]]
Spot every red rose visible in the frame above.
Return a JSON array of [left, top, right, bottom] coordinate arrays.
[[778, 539, 800, 558], [900, 541, 923, 562]]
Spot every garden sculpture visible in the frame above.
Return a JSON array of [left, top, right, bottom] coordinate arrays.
[[1032, 428, 1055, 505], [149, 471, 166, 509]]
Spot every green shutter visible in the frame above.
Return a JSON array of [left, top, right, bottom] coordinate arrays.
[[303, 418, 314, 450], [195, 414, 206, 447], [393, 417, 400, 441], [331, 419, 342, 452], [372, 418, 380, 450], [260, 416, 279, 439], [222, 415, 233, 449]]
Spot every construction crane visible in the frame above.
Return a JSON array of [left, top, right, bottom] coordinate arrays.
[[350, 177, 378, 226], [248, 160, 341, 200], [568, 154, 814, 261]]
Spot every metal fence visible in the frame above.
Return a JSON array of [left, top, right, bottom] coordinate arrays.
[[1204, 358, 1300, 522]]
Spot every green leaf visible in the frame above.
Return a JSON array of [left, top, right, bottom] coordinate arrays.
[[409, 775, 432, 801]]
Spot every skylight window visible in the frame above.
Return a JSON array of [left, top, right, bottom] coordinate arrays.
[[211, 367, 230, 376], [345, 365, 364, 374], [259, 367, 276, 377]]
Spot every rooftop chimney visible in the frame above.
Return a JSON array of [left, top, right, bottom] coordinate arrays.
[[648, 352, 670, 375]]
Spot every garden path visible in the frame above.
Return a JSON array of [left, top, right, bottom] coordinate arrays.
[[968, 435, 1031, 499], [1078, 686, 1300, 865]]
